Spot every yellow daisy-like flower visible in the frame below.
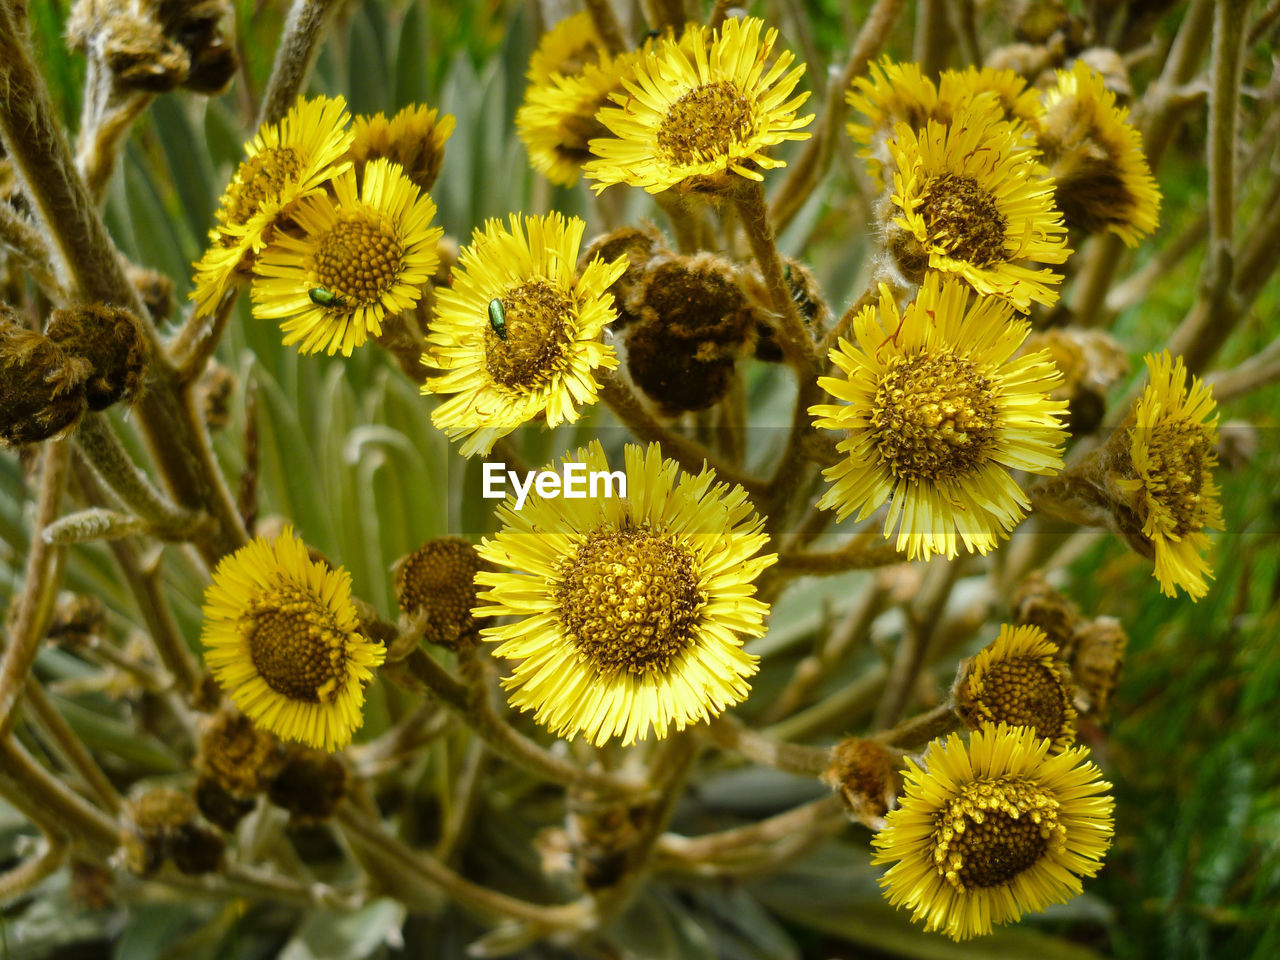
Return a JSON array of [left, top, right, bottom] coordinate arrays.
[[527, 11, 608, 85], [200, 528, 386, 752], [346, 104, 455, 192], [1038, 60, 1161, 247], [1114, 352, 1221, 599], [584, 16, 814, 195], [517, 47, 642, 186], [873, 724, 1114, 941], [886, 99, 1070, 311], [191, 95, 354, 315], [474, 442, 776, 747], [937, 66, 1044, 134], [954, 624, 1077, 751], [422, 212, 625, 457], [810, 274, 1068, 561], [250, 159, 442, 356]]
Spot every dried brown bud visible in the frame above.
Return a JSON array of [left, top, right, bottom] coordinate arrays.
[[393, 537, 494, 650], [267, 749, 348, 824], [0, 307, 90, 446], [69, 859, 115, 910], [194, 775, 256, 832], [823, 738, 900, 824], [1074, 48, 1132, 100], [122, 787, 222, 876], [46, 592, 108, 644], [196, 709, 286, 799], [1010, 571, 1082, 654], [45, 303, 149, 411], [1067, 615, 1127, 721], [578, 225, 667, 331], [126, 263, 175, 324], [566, 789, 651, 892], [1022, 328, 1128, 436], [196, 359, 237, 431]]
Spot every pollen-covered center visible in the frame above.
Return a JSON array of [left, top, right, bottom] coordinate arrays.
[[313, 214, 405, 305], [222, 147, 305, 227], [871, 351, 1000, 481], [485, 279, 574, 388], [919, 174, 1008, 266], [974, 657, 1072, 741], [656, 81, 756, 166], [239, 587, 349, 703], [1140, 418, 1216, 535], [555, 527, 706, 676], [932, 777, 1064, 891]]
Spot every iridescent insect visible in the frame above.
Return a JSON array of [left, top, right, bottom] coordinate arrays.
[[309, 286, 346, 309], [487, 298, 507, 340]]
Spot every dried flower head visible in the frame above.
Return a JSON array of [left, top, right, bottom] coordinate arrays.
[[811, 275, 1068, 561], [823, 737, 901, 825], [424, 213, 626, 457], [0, 307, 90, 446], [199, 527, 386, 752], [873, 725, 1114, 940], [195, 709, 287, 799], [347, 104, 456, 193], [585, 17, 814, 195], [1038, 61, 1160, 246], [1068, 616, 1128, 720], [251, 159, 442, 356], [1010, 571, 1082, 652], [475, 442, 775, 747], [45, 303, 149, 411], [883, 98, 1070, 310], [122, 788, 224, 877], [1022, 327, 1130, 435], [267, 748, 348, 824], [392, 537, 494, 650], [954, 624, 1078, 750]]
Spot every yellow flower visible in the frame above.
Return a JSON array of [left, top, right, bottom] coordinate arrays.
[[937, 65, 1044, 134], [886, 98, 1070, 310], [954, 624, 1077, 751], [1115, 352, 1221, 599], [474, 442, 775, 747], [346, 104, 455, 192], [517, 48, 642, 186], [810, 274, 1068, 561], [250, 159, 442, 356], [422, 212, 625, 457], [200, 528, 385, 752], [1038, 61, 1161, 246], [873, 725, 1114, 941], [191, 95, 353, 315], [527, 10, 608, 85], [584, 16, 814, 194]]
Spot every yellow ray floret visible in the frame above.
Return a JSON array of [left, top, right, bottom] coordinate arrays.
[[250, 158, 442, 356], [810, 274, 1068, 561], [474, 441, 776, 747], [1115, 352, 1221, 599], [873, 724, 1114, 941], [584, 16, 813, 194], [191, 95, 354, 315], [422, 212, 626, 457], [200, 528, 385, 752]]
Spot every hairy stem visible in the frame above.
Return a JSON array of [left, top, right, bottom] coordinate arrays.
[[704, 714, 830, 776], [258, 0, 343, 126]]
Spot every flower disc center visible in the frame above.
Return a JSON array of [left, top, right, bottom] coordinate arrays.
[[1141, 418, 1215, 535], [555, 527, 705, 676], [871, 351, 999, 481], [919, 174, 1008, 266], [240, 588, 348, 703], [656, 81, 755, 166], [313, 214, 405, 305], [933, 777, 1063, 891], [223, 147, 304, 227], [484, 279, 573, 388], [979, 658, 1071, 738]]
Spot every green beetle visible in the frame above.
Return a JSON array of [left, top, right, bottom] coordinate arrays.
[[487, 298, 507, 340], [309, 286, 346, 309]]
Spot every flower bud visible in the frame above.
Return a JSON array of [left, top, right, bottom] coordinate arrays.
[[0, 307, 89, 446], [579, 225, 666, 331], [347, 104, 455, 193], [267, 749, 348, 824], [122, 788, 224, 876], [823, 737, 900, 825], [1010, 571, 1082, 654], [1068, 615, 1127, 721], [45, 303, 149, 411]]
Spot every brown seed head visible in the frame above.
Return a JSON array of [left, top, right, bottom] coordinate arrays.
[[122, 787, 223, 876], [126, 264, 175, 324], [1010, 572, 1082, 655], [45, 303, 149, 411], [823, 738, 900, 823], [196, 709, 287, 798], [392, 537, 494, 650], [0, 307, 90, 446], [578, 225, 666, 331], [267, 749, 348, 824], [1067, 615, 1127, 721]]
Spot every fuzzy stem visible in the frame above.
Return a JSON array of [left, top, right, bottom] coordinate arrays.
[[657, 793, 845, 870], [389, 648, 642, 796], [704, 714, 830, 776], [1205, 0, 1251, 301], [0, 735, 119, 855], [768, 0, 907, 233], [0, 440, 70, 741], [774, 536, 908, 574], [874, 701, 960, 749], [1207, 335, 1280, 403], [0, 202, 70, 303], [258, 0, 342, 127]]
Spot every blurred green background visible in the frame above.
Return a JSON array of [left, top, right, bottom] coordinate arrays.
[[2, 0, 1278, 957]]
